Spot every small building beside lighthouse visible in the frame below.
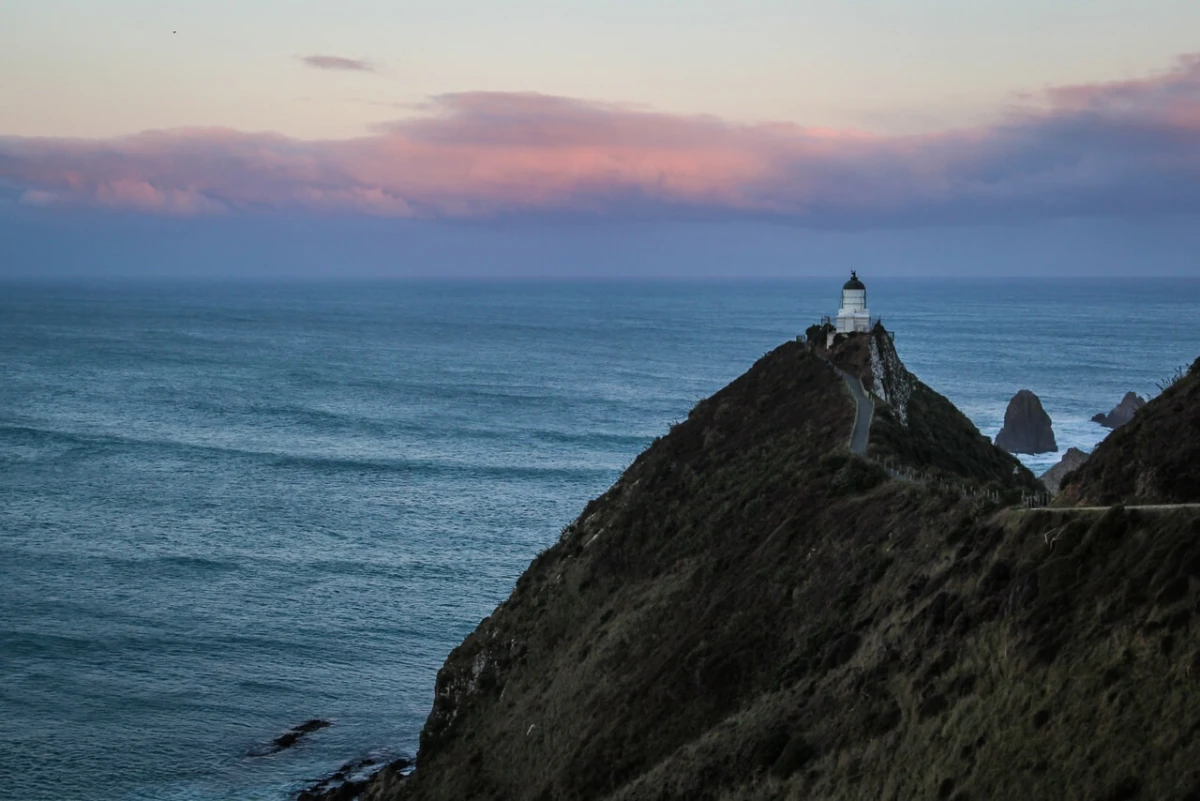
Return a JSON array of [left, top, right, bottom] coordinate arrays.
[[836, 271, 870, 335]]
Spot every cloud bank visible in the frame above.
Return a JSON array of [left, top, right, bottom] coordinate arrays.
[[2, 55, 1198, 225], [300, 54, 377, 72]]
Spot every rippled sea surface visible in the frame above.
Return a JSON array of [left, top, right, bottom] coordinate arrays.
[[2, 279, 1198, 800]]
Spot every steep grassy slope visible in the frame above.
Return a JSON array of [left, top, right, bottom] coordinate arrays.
[[387, 340, 859, 799], [1062, 357, 1200, 505], [358, 339, 1200, 801]]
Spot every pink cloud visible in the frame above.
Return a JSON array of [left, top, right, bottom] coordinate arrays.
[[3, 54, 1199, 223], [94, 179, 228, 216]]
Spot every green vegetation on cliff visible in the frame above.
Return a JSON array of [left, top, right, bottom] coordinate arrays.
[[359, 340, 1200, 801]]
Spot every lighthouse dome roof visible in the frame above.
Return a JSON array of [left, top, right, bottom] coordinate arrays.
[[843, 271, 865, 291]]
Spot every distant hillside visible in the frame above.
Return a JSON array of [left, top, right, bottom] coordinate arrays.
[[350, 338, 1200, 801], [1062, 357, 1200, 505]]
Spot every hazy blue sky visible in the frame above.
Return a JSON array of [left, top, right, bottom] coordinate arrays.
[[1, 1, 1198, 278]]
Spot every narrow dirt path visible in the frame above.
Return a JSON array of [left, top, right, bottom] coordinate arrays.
[[832, 365, 873, 456], [1015, 503, 1200, 513]]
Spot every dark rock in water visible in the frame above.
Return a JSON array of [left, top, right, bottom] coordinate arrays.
[[293, 719, 333, 734], [296, 779, 367, 801], [248, 719, 331, 757], [1039, 447, 1090, 494], [1091, 391, 1146, 429], [994, 389, 1057, 454], [296, 755, 411, 800]]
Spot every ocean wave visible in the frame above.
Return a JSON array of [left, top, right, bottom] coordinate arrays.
[[268, 451, 612, 481], [0, 423, 611, 480], [0, 422, 110, 451], [144, 554, 243, 574]]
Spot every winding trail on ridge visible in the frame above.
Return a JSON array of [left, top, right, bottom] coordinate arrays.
[[1015, 503, 1200, 513], [832, 365, 874, 456], [806, 342, 875, 457]]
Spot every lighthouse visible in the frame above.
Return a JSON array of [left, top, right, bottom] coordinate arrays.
[[835, 271, 870, 335], [807, 271, 885, 350]]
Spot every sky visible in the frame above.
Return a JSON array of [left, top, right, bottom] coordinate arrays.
[[2, 0, 1199, 278]]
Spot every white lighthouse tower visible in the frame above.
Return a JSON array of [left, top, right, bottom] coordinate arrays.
[[835, 271, 870, 334]]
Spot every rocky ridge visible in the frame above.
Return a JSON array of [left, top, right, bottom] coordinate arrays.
[[351, 338, 1200, 801]]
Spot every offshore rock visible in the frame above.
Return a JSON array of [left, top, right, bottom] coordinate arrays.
[[1039, 447, 1089, 494], [1091, 392, 1146, 429], [994, 389, 1057, 454], [295, 755, 410, 801], [248, 719, 331, 757]]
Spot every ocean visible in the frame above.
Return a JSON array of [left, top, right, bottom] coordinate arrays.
[[2, 278, 1198, 800]]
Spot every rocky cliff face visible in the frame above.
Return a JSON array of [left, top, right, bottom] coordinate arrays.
[[865, 327, 915, 426], [1093, 392, 1147, 430], [835, 326, 1035, 489], [358, 340, 1200, 801], [994, 389, 1058, 455]]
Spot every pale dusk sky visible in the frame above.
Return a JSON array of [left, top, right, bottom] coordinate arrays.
[[3, 0, 1199, 138]]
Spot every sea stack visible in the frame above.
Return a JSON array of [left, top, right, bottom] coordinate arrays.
[[994, 389, 1057, 454], [1091, 391, 1145, 429]]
